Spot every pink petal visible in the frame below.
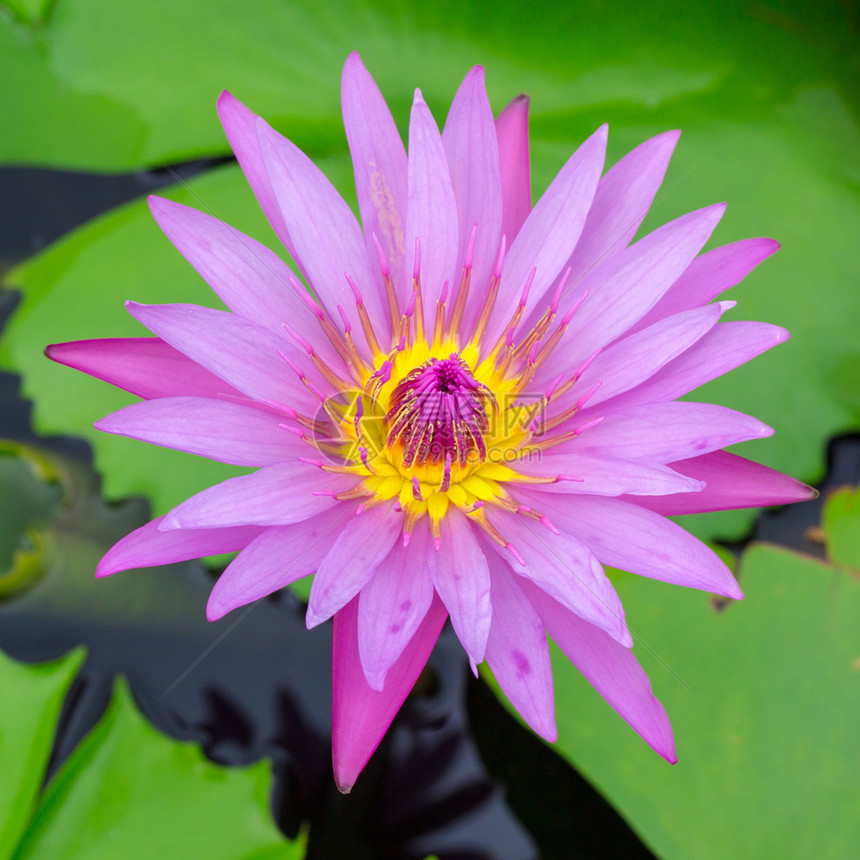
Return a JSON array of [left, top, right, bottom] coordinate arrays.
[[206, 507, 346, 620], [483, 510, 631, 647], [569, 401, 773, 464], [626, 450, 817, 515], [427, 508, 492, 668], [484, 554, 556, 740], [256, 117, 386, 351], [306, 503, 402, 628], [46, 338, 245, 402], [96, 516, 262, 578], [95, 396, 302, 466], [405, 88, 460, 329], [561, 301, 730, 409], [513, 488, 742, 599], [634, 237, 780, 332], [495, 95, 531, 247], [592, 321, 790, 414], [126, 302, 320, 410], [485, 125, 607, 346], [566, 130, 680, 287], [522, 579, 676, 762], [217, 91, 296, 260], [332, 593, 448, 792], [160, 461, 349, 530], [513, 452, 704, 497], [544, 204, 726, 378], [442, 66, 503, 323], [147, 196, 343, 368], [341, 52, 409, 300], [357, 524, 435, 691]]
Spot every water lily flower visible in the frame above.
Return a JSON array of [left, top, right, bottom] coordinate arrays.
[[47, 53, 814, 792]]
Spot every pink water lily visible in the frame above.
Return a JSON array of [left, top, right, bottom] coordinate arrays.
[[48, 53, 814, 792]]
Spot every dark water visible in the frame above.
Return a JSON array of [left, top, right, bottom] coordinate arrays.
[[1, 163, 848, 859]]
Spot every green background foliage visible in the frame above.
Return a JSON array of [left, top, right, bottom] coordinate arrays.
[[1, 0, 858, 856]]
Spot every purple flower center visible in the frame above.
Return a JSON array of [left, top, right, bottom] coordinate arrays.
[[385, 354, 496, 471]]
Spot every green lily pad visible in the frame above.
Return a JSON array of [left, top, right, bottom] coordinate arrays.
[[822, 485, 860, 571], [0, 648, 84, 860], [547, 543, 860, 858], [12, 676, 303, 860]]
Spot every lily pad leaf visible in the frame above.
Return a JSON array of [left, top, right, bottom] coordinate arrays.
[[0, 648, 84, 860], [13, 675, 305, 860]]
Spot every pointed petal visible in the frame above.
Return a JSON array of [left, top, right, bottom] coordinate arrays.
[[484, 509, 631, 646], [549, 204, 726, 374], [46, 338, 245, 402], [442, 66, 503, 316], [570, 401, 773, 464], [207, 507, 346, 620], [95, 397, 301, 466], [592, 321, 790, 413], [405, 88, 460, 327], [486, 125, 607, 345], [566, 130, 680, 286], [428, 508, 492, 667], [513, 452, 704, 497], [626, 450, 817, 515], [217, 90, 296, 259], [96, 517, 262, 577], [484, 555, 556, 740], [561, 301, 730, 409], [147, 196, 343, 368], [332, 593, 448, 792], [341, 52, 408, 299], [307, 503, 402, 627], [523, 580, 676, 762], [357, 525, 435, 690], [160, 462, 349, 530], [513, 488, 743, 599], [634, 237, 780, 332], [125, 302, 319, 410], [495, 95, 531, 247], [256, 117, 385, 350]]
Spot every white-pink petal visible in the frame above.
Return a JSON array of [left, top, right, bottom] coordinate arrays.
[[566, 130, 680, 287], [357, 525, 435, 691], [147, 196, 343, 368], [341, 52, 409, 299], [405, 88, 460, 328], [125, 302, 319, 410], [545, 203, 726, 377], [307, 503, 402, 628], [442, 66, 503, 323], [513, 488, 743, 599], [485, 555, 556, 741], [522, 579, 676, 762], [494, 95, 531, 248], [206, 507, 345, 621], [160, 461, 349, 530], [96, 517, 262, 578], [256, 117, 386, 351], [95, 396, 301, 467], [513, 452, 704, 497], [217, 91, 297, 260], [332, 593, 448, 792], [428, 508, 492, 668], [569, 401, 773, 464], [485, 125, 607, 346], [634, 237, 780, 332], [484, 510, 631, 647]]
